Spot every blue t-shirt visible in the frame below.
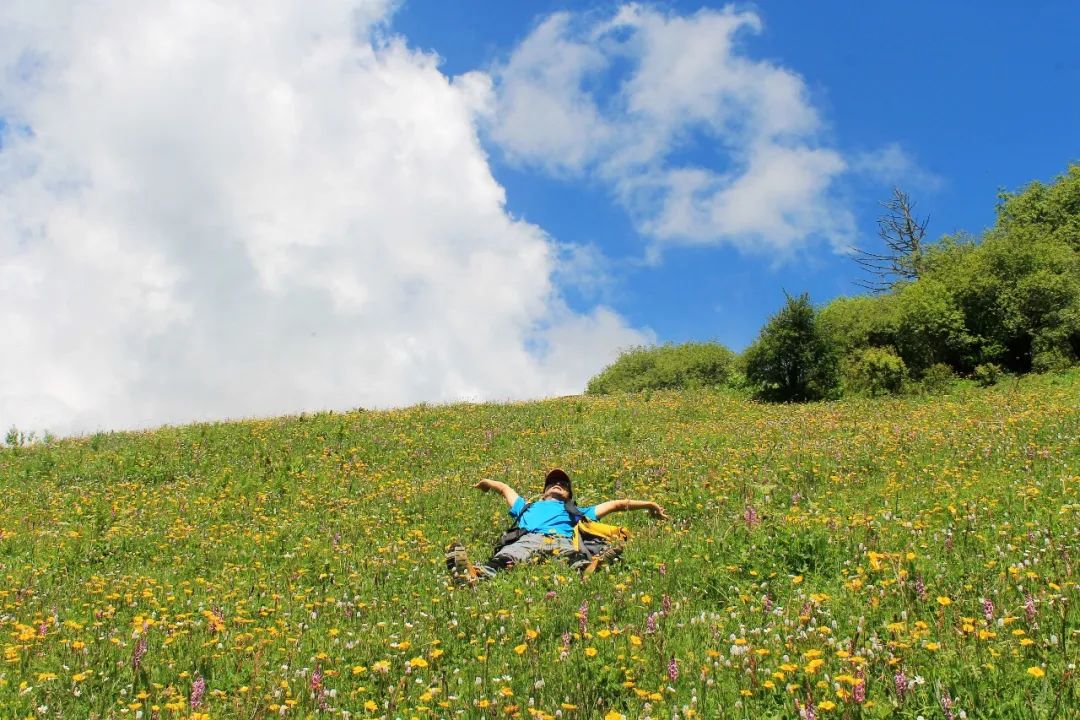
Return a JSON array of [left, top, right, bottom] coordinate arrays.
[[509, 497, 598, 538]]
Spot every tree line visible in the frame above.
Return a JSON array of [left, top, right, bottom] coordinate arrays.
[[587, 162, 1080, 401]]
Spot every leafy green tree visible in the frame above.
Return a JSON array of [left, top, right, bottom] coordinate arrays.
[[743, 293, 839, 402], [586, 342, 736, 395]]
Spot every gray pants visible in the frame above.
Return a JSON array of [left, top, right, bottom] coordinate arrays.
[[481, 533, 582, 577]]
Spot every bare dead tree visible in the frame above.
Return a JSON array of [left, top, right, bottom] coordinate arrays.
[[852, 187, 929, 292]]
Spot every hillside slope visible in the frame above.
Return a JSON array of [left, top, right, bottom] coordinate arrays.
[[1, 373, 1078, 718]]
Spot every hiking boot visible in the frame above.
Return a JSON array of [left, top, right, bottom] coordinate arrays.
[[445, 542, 478, 584], [580, 544, 624, 581]]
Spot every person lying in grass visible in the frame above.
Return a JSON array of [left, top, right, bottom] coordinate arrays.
[[445, 468, 669, 583]]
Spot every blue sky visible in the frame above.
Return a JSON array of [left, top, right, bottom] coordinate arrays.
[[398, 0, 1080, 349], [2, 0, 1078, 434]]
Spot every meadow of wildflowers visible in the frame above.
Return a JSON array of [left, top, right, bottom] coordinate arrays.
[[1, 370, 1078, 719]]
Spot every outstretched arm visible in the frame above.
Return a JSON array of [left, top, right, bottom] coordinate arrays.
[[473, 479, 521, 509], [594, 498, 670, 521]]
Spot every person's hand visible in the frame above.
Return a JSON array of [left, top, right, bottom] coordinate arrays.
[[648, 503, 670, 521], [473, 479, 495, 492]]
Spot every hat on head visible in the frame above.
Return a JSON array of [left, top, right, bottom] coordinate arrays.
[[543, 468, 573, 498]]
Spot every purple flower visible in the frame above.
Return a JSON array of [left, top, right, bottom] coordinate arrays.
[[646, 612, 658, 634], [667, 656, 679, 683], [132, 633, 148, 671], [982, 598, 994, 622], [310, 664, 323, 691], [658, 563, 667, 576], [743, 506, 761, 528], [545, 591, 557, 600], [940, 690, 954, 720], [189, 675, 206, 710], [894, 671, 908, 702], [852, 670, 865, 704], [762, 593, 773, 613], [1025, 593, 1037, 622], [915, 576, 928, 602], [578, 601, 588, 635], [661, 594, 672, 616]]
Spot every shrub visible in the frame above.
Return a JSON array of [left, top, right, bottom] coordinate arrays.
[[586, 342, 736, 395], [844, 347, 908, 396], [919, 363, 956, 395], [972, 363, 1002, 387]]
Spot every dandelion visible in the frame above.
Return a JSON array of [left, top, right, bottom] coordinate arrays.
[[1027, 666, 1045, 678], [189, 675, 206, 710], [668, 656, 679, 683]]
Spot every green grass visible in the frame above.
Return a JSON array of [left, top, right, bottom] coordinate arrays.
[[1, 371, 1078, 719]]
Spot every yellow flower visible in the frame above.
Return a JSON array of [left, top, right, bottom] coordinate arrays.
[[818, 700, 837, 711], [1027, 666, 1045, 678], [585, 647, 598, 657], [364, 700, 379, 712], [924, 642, 941, 651], [640, 595, 652, 605], [560, 703, 578, 711], [937, 596, 952, 606], [526, 628, 539, 640], [629, 635, 642, 646], [804, 659, 825, 674], [409, 656, 428, 668], [604, 711, 624, 720], [514, 644, 527, 655], [499, 686, 514, 697]]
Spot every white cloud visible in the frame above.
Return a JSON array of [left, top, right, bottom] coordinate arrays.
[[0, 0, 648, 436], [852, 142, 943, 193], [486, 4, 855, 257]]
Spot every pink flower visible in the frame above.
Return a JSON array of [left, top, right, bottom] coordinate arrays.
[[189, 675, 206, 710], [667, 656, 679, 683], [893, 671, 908, 702], [578, 601, 588, 635], [132, 633, 148, 671], [940, 690, 954, 720], [982, 598, 995, 621], [1025, 593, 1037, 622]]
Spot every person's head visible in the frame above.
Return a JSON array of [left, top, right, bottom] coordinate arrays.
[[542, 468, 573, 500]]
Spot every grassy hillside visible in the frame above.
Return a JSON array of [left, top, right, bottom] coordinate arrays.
[[2, 372, 1078, 719]]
